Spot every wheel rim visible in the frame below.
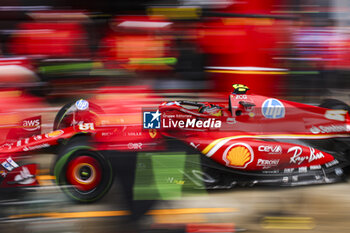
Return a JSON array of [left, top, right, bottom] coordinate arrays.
[[66, 155, 102, 192]]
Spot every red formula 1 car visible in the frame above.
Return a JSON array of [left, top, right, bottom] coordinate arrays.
[[1, 84, 350, 202]]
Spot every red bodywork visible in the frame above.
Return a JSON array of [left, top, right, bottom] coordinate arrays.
[[159, 93, 348, 172]]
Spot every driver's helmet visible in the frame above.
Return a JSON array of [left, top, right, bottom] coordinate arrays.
[[199, 104, 223, 116], [232, 84, 249, 94]]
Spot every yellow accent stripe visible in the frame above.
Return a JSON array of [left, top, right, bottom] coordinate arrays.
[[202, 138, 225, 154], [202, 133, 350, 155], [148, 7, 201, 19], [10, 211, 130, 219], [36, 175, 55, 180], [207, 70, 288, 75], [8, 208, 237, 220], [261, 216, 315, 229], [36, 175, 55, 186]]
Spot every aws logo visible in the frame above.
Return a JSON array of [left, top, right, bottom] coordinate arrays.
[[22, 116, 41, 132], [223, 143, 254, 169]]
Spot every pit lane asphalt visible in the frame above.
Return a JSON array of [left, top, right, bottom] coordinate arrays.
[[1, 154, 350, 233]]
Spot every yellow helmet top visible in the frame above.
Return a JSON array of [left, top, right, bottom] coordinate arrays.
[[232, 84, 249, 94]]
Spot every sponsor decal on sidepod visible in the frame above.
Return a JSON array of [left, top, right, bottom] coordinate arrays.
[[23, 143, 50, 151], [261, 98, 285, 119], [288, 146, 324, 165], [310, 124, 348, 134], [23, 118, 40, 131], [1, 157, 19, 171], [256, 159, 280, 169], [223, 143, 254, 169], [149, 129, 157, 138], [258, 145, 282, 154], [45, 130, 64, 138], [14, 166, 35, 185], [324, 109, 347, 122]]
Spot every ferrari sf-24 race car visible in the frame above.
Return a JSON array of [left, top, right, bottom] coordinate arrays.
[[1, 84, 350, 202]]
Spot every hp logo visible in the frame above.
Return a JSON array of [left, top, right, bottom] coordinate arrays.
[[262, 98, 285, 119], [75, 99, 89, 111]]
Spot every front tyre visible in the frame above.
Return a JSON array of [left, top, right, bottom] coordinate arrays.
[[54, 140, 113, 203]]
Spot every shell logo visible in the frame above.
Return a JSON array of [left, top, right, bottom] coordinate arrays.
[[223, 143, 254, 169]]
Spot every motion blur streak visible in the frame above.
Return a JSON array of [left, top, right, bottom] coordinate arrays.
[[261, 216, 315, 229], [8, 208, 236, 219], [207, 69, 288, 75], [9, 211, 131, 219], [147, 207, 237, 215]]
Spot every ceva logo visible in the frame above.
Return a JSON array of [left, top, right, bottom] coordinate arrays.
[[143, 110, 161, 129], [262, 98, 285, 119]]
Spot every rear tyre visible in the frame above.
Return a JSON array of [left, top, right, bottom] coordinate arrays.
[[54, 137, 113, 203]]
